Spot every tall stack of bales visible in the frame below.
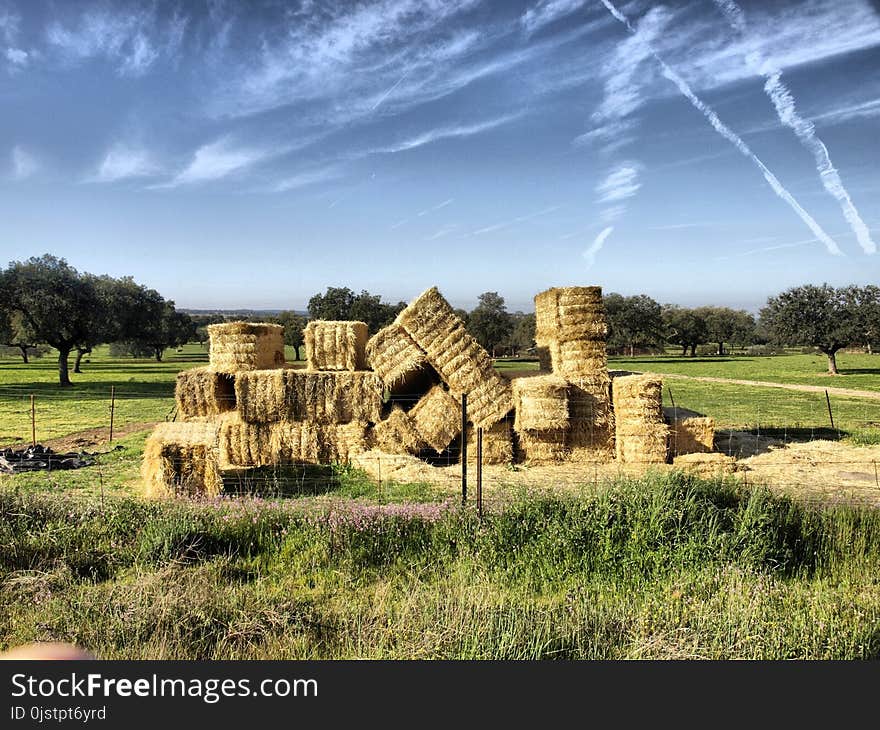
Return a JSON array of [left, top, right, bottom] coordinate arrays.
[[175, 367, 235, 419], [664, 406, 715, 456], [512, 375, 570, 464], [395, 287, 512, 429], [207, 322, 285, 372], [305, 320, 368, 371], [142, 422, 222, 498], [612, 373, 669, 464], [534, 286, 613, 460]]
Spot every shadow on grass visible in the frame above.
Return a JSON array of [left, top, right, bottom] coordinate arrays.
[[221, 464, 344, 498], [838, 368, 880, 376], [610, 357, 743, 365], [0, 380, 175, 399]]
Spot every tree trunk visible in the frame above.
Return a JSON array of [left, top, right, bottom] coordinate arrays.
[[826, 350, 839, 375], [718, 342, 724, 356], [629, 345, 635, 357], [154, 347, 163, 362], [17, 345, 29, 364], [689, 344, 697, 357], [681, 345, 688, 357], [73, 347, 90, 373], [868, 343, 873, 355], [58, 346, 72, 387]]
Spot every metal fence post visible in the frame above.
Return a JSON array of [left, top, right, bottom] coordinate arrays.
[[476, 426, 483, 520], [460, 393, 467, 506], [30, 393, 36, 447], [109, 385, 116, 443], [824, 390, 835, 431]]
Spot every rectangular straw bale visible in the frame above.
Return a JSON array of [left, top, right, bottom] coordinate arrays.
[[322, 422, 371, 463], [567, 375, 614, 461], [555, 339, 608, 377], [612, 373, 664, 423], [373, 407, 425, 454], [463, 420, 513, 465], [513, 374, 569, 432], [366, 323, 429, 388], [535, 286, 606, 342], [234, 369, 289, 423], [614, 423, 669, 464], [453, 376, 514, 430], [208, 322, 285, 372], [305, 320, 368, 371], [175, 367, 235, 419], [142, 421, 222, 498], [395, 287, 512, 424], [218, 414, 275, 467], [289, 370, 383, 424], [664, 407, 715, 455], [409, 384, 461, 453], [515, 428, 569, 465], [269, 421, 322, 464]]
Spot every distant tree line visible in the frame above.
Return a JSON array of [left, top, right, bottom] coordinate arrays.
[[0, 255, 196, 386]]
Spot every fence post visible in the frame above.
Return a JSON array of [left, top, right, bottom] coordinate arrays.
[[30, 393, 36, 447], [824, 390, 835, 430], [109, 386, 116, 443], [460, 393, 468, 506], [476, 427, 483, 520], [666, 385, 676, 409]]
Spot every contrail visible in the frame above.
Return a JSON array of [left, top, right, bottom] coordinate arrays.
[[599, 0, 842, 256], [712, 0, 875, 254], [584, 225, 614, 267], [371, 69, 411, 111]]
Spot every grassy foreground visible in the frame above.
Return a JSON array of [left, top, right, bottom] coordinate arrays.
[[2, 472, 879, 659]]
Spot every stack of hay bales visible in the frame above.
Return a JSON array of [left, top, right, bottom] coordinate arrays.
[[612, 374, 669, 464], [532, 286, 613, 461], [305, 320, 368, 371], [664, 406, 715, 456], [512, 375, 570, 464], [175, 368, 235, 419]]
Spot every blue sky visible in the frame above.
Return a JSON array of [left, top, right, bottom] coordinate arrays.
[[0, 0, 878, 313]]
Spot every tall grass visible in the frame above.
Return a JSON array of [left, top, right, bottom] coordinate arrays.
[[2, 472, 879, 659]]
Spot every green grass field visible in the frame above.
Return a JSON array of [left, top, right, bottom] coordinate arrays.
[[2, 474, 879, 659]]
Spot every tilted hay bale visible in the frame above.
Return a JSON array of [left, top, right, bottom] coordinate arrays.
[[305, 320, 368, 371], [664, 406, 715, 456], [322, 422, 371, 463], [269, 421, 322, 464], [366, 323, 429, 388], [410, 384, 462, 453], [673, 452, 736, 476], [464, 420, 513, 465], [612, 373, 667, 463], [218, 413, 274, 468], [513, 375, 569, 432], [208, 322, 285, 372], [235, 369, 383, 424], [395, 286, 512, 427], [372, 407, 425, 455], [142, 421, 222, 498], [516, 428, 569, 465]]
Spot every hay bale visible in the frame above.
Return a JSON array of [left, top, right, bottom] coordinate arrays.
[[566, 375, 614, 461], [516, 428, 569, 465], [218, 414, 274, 467], [175, 367, 235, 419], [305, 320, 368, 371], [534, 287, 608, 378], [673, 452, 736, 476], [410, 384, 461, 453], [372, 407, 425, 455], [142, 422, 222, 498], [208, 322, 285, 372], [664, 406, 715, 456], [395, 286, 513, 427], [366, 323, 429, 388], [612, 373, 667, 463], [556, 339, 608, 377], [513, 375, 569, 432], [322, 422, 371, 463], [464, 420, 513, 465], [235, 369, 383, 424], [269, 421, 322, 464]]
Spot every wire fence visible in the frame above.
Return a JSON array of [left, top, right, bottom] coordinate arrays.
[[1, 383, 880, 508]]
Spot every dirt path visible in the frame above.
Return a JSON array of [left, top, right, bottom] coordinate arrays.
[[2, 421, 159, 452], [653, 373, 880, 400]]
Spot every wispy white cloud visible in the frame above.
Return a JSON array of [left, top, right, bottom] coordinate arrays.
[[713, 236, 820, 261], [87, 144, 158, 183], [469, 204, 562, 236], [11, 145, 38, 179], [648, 222, 715, 231], [156, 137, 272, 188], [389, 218, 409, 230], [363, 114, 521, 156], [272, 166, 345, 193], [596, 163, 641, 204], [46, 7, 186, 77], [584, 225, 614, 268], [5, 46, 26, 67], [424, 224, 459, 241], [521, 0, 586, 35]]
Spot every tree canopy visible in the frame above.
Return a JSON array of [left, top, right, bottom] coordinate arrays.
[[466, 291, 512, 355]]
